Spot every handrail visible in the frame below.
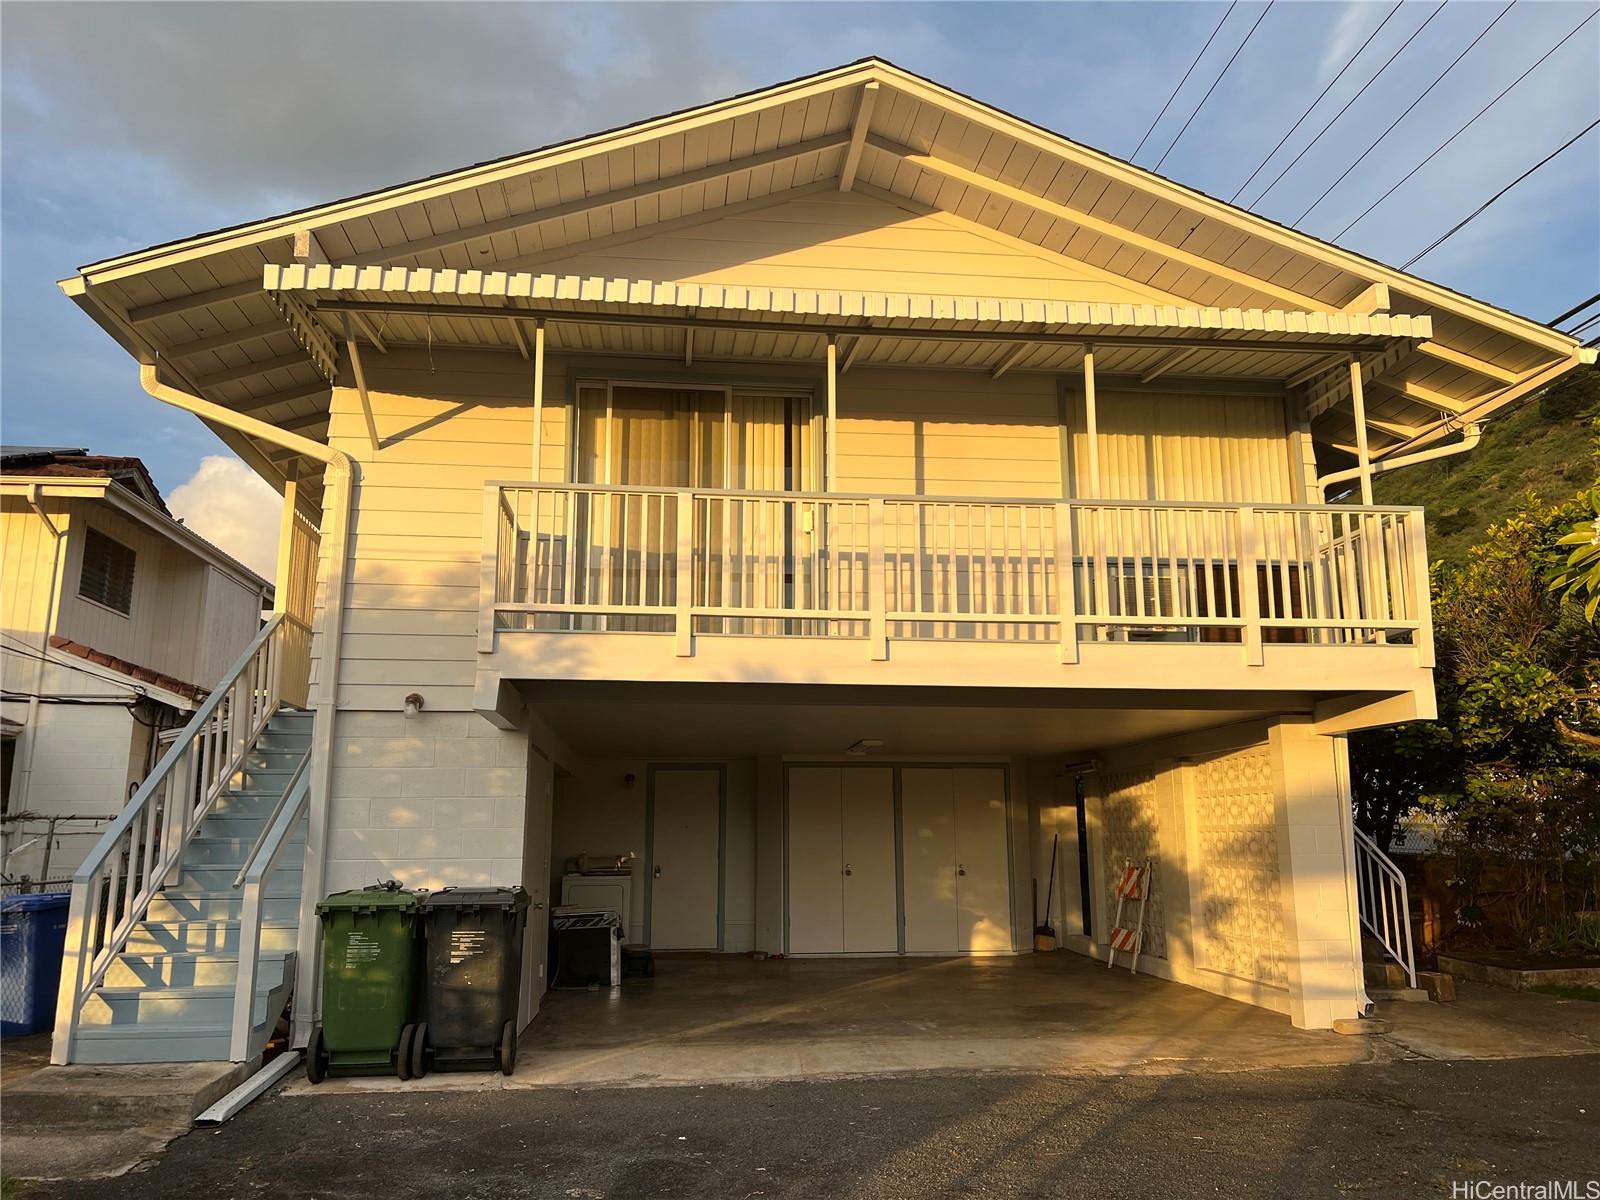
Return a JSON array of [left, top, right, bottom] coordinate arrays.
[[228, 752, 311, 1062], [482, 478, 1424, 516], [51, 614, 289, 1065], [1352, 827, 1418, 989]]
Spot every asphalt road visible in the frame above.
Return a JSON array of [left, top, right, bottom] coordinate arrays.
[[26, 1055, 1600, 1200]]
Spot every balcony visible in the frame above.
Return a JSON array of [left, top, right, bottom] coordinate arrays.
[[478, 483, 1434, 699]]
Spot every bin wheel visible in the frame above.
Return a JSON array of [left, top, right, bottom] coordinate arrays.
[[411, 1022, 429, 1080], [498, 1020, 517, 1076], [396, 1023, 414, 1081], [306, 1026, 328, 1085]]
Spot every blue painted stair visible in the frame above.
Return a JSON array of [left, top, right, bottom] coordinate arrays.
[[71, 710, 313, 1064]]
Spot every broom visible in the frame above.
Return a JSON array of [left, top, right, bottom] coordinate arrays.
[[1034, 834, 1059, 949]]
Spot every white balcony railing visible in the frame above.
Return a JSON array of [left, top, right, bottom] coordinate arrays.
[[482, 483, 1432, 665]]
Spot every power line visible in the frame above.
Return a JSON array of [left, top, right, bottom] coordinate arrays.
[[1568, 311, 1600, 338], [1293, 2, 1518, 227], [1403, 118, 1600, 269], [1131, 1, 1239, 162], [1334, 9, 1599, 240], [1153, 2, 1277, 173], [1550, 291, 1600, 327], [1245, 2, 1447, 209], [1228, 2, 1404, 204]]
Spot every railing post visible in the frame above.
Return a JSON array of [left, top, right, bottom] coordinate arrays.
[[479, 485, 500, 654], [868, 498, 888, 661], [1406, 511, 1434, 668], [49, 880, 94, 1064], [1239, 507, 1264, 666], [1054, 503, 1078, 664], [675, 494, 695, 657], [230, 887, 263, 1062]]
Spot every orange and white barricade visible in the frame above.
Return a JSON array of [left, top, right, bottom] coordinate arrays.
[[1107, 859, 1152, 974]]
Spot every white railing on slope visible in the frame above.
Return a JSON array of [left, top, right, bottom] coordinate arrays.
[[229, 748, 310, 1062], [1353, 826, 1417, 989], [51, 614, 291, 1065]]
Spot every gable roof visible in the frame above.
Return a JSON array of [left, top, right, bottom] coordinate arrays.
[[0, 446, 169, 514], [60, 57, 1591, 491]]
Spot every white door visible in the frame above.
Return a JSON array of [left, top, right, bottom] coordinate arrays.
[[841, 767, 898, 953], [650, 768, 722, 949], [954, 767, 1012, 952], [787, 767, 845, 954], [901, 768, 958, 953]]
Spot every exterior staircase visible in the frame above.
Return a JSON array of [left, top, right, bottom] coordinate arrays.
[[70, 710, 312, 1064]]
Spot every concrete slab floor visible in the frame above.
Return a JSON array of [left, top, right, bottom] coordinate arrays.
[[287, 953, 1379, 1096]]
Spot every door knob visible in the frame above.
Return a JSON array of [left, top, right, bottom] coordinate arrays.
[[843, 864, 853, 876], [958, 864, 967, 876], [654, 865, 662, 879]]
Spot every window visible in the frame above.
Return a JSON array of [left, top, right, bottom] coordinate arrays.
[[79, 527, 136, 615]]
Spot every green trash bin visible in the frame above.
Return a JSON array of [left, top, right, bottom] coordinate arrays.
[[306, 883, 424, 1083]]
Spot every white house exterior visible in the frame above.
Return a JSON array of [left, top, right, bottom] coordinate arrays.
[[1, 449, 272, 885], [45, 60, 1594, 1065]]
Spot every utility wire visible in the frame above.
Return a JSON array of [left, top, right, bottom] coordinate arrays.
[[1550, 291, 1600, 327], [1245, 2, 1447, 209], [1402, 118, 1600, 269], [1228, 2, 1404, 204], [1154, 2, 1277, 173], [1131, 1, 1239, 162], [1566, 310, 1600, 338], [1334, 9, 1599, 240], [1294, 2, 1518, 227]]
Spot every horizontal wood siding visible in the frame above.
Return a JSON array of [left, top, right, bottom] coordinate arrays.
[[530, 190, 1180, 305]]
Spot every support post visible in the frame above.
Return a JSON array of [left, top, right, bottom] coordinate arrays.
[[868, 497, 888, 661], [826, 334, 839, 492], [1083, 346, 1100, 498], [530, 319, 547, 482], [1407, 512, 1434, 668], [675, 495, 695, 657], [1240, 507, 1264, 666], [1349, 357, 1373, 506], [1055, 502, 1078, 664]]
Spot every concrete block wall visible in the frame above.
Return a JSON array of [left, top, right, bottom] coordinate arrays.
[[323, 709, 529, 893]]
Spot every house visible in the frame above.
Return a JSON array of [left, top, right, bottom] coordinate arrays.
[[45, 59, 1593, 1067], [1, 447, 273, 885]]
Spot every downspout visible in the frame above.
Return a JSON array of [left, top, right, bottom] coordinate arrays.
[[5, 486, 67, 876], [139, 361, 353, 1049], [1317, 422, 1483, 492]]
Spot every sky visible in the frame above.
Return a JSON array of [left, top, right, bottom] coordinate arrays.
[[3, 0, 1597, 572]]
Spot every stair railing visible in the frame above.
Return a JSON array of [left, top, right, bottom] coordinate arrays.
[[1352, 826, 1418, 989], [229, 748, 311, 1061], [51, 614, 289, 1065]]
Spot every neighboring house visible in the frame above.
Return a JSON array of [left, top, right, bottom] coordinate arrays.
[[46, 59, 1594, 1066], [0, 447, 273, 884]]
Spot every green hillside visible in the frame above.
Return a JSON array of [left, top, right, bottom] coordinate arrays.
[[1370, 364, 1599, 565]]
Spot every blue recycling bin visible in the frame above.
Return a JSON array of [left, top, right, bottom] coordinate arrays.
[[1, 892, 72, 1037]]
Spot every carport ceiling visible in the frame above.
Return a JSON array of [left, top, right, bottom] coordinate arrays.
[[520, 681, 1303, 759]]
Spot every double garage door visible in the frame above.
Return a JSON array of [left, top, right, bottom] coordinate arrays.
[[787, 766, 1012, 956]]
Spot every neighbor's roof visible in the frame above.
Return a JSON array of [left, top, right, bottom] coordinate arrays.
[[0, 447, 170, 514], [58, 56, 1591, 491]]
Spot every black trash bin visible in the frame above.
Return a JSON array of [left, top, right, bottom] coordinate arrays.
[[414, 886, 530, 1077]]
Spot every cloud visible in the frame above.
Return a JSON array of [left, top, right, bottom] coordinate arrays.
[[166, 456, 280, 581], [1, 2, 753, 207]]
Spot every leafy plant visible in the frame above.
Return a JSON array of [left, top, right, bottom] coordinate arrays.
[[1549, 482, 1600, 623]]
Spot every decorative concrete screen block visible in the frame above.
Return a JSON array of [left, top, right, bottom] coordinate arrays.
[[1192, 749, 1286, 986], [1098, 768, 1165, 961]]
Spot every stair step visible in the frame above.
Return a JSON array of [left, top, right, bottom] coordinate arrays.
[[104, 950, 291, 988], [197, 813, 307, 839], [125, 920, 300, 954], [174, 865, 302, 894], [1369, 986, 1431, 1004], [145, 894, 300, 922], [181, 835, 306, 868], [70, 1021, 268, 1065], [81, 984, 277, 1027]]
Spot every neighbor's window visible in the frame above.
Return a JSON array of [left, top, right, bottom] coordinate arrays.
[[79, 528, 136, 615]]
